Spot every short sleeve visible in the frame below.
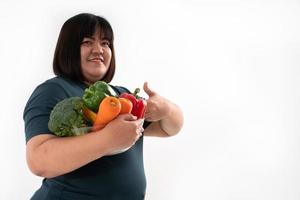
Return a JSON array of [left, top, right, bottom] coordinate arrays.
[[23, 82, 68, 143]]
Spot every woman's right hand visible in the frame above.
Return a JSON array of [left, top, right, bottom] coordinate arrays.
[[96, 114, 144, 154]]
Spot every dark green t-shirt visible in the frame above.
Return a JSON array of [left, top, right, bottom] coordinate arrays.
[[23, 76, 149, 200]]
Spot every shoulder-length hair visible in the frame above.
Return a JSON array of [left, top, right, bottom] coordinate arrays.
[[53, 13, 115, 83]]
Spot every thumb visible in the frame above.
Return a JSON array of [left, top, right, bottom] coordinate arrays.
[[119, 113, 137, 121], [143, 82, 156, 97]]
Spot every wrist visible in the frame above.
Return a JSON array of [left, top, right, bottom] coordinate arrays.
[[91, 130, 112, 156], [159, 102, 183, 136]]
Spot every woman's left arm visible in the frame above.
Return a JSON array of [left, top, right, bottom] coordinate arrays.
[[143, 82, 184, 137]]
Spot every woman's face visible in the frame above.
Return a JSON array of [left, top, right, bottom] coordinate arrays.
[[80, 30, 112, 85]]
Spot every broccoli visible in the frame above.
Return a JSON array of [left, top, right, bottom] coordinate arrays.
[[48, 97, 88, 136]]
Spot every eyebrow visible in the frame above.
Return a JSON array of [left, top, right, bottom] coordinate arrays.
[[84, 36, 110, 41]]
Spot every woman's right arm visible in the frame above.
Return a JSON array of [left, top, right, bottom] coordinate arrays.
[[26, 114, 144, 178]]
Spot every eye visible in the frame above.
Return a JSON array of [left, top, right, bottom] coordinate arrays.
[[81, 38, 93, 46], [102, 40, 110, 47]]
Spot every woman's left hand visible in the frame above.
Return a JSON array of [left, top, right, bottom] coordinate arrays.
[[143, 82, 171, 122]]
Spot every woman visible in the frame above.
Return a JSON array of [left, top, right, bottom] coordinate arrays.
[[23, 13, 183, 200]]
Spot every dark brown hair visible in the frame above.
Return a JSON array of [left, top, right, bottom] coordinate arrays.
[[53, 13, 115, 83]]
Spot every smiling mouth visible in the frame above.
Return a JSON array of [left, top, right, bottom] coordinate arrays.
[[89, 57, 104, 63], [89, 58, 104, 64]]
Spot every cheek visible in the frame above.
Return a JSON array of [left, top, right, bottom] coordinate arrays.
[[105, 48, 112, 61], [80, 46, 89, 59]]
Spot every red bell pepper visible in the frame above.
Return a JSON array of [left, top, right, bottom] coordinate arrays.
[[119, 88, 147, 119], [119, 93, 137, 108], [132, 98, 146, 119]]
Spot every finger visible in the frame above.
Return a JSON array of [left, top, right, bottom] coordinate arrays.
[[144, 110, 153, 120], [143, 82, 156, 97], [145, 117, 154, 122], [139, 126, 144, 133], [136, 119, 144, 127], [138, 127, 144, 136]]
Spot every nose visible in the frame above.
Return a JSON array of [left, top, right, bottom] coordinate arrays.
[[92, 42, 104, 54]]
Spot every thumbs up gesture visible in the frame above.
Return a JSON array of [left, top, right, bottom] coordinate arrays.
[[143, 82, 171, 122]]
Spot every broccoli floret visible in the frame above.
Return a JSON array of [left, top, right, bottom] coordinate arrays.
[[48, 97, 88, 136]]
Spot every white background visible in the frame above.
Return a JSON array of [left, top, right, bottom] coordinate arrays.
[[1, 0, 300, 199]]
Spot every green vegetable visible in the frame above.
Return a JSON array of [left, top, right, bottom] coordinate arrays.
[[82, 81, 116, 112], [48, 97, 87, 136]]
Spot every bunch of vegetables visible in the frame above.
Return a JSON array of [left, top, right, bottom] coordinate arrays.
[[48, 81, 146, 137]]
